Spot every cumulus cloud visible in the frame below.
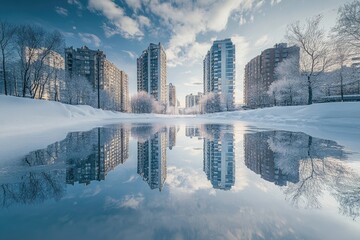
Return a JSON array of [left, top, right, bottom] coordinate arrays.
[[255, 34, 270, 47], [78, 33, 101, 47], [143, 0, 260, 66], [88, 0, 144, 39], [55, 6, 68, 16]]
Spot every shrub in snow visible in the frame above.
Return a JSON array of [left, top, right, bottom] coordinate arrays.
[[130, 91, 165, 114]]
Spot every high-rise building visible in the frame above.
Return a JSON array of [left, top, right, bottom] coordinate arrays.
[[203, 39, 235, 110], [104, 60, 129, 112], [203, 125, 235, 190], [65, 46, 105, 89], [244, 43, 300, 108], [167, 83, 176, 107], [65, 46, 129, 111], [185, 92, 202, 108], [137, 130, 167, 191], [137, 43, 167, 103]]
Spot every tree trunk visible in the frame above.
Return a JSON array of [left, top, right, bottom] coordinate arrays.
[[307, 75, 313, 105], [340, 68, 344, 102], [1, 50, 7, 95]]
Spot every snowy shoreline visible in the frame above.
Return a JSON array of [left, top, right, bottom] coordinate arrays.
[[1, 95, 360, 137]]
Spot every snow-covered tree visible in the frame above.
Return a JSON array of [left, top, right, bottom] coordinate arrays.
[[200, 92, 222, 114], [131, 91, 164, 114], [62, 74, 96, 106], [268, 57, 305, 106], [287, 15, 331, 105]]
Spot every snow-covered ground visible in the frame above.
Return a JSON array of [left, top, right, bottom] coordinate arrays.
[[1, 95, 360, 137], [0, 95, 359, 166]]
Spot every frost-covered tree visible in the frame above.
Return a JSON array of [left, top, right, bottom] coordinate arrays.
[[268, 57, 305, 106], [287, 15, 331, 105], [62, 74, 95, 106], [131, 91, 153, 113], [200, 92, 222, 114]]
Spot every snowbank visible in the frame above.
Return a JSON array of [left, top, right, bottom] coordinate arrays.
[[1, 96, 360, 138], [201, 102, 360, 128]]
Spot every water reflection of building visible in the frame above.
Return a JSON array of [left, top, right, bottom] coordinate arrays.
[[0, 126, 130, 207], [244, 131, 300, 186], [202, 125, 235, 190], [137, 129, 167, 191], [66, 127, 130, 185], [167, 126, 177, 150], [185, 126, 201, 139]]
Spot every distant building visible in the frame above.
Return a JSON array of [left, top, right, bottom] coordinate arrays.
[[65, 46, 129, 111], [185, 126, 201, 138], [244, 43, 300, 108], [185, 92, 202, 108], [203, 125, 235, 190], [137, 43, 167, 103], [167, 83, 176, 107], [203, 39, 235, 110]]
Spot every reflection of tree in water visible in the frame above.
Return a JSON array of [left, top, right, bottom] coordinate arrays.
[[0, 170, 66, 208], [0, 126, 130, 208], [245, 130, 360, 220]]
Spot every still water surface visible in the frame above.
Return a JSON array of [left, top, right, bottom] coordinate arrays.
[[0, 123, 359, 239]]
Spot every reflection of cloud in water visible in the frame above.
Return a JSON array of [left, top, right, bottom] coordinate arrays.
[[105, 194, 144, 210], [166, 166, 212, 194]]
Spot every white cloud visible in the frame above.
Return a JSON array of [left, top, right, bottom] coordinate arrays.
[[255, 34, 270, 47], [138, 15, 151, 27], [121, 50, 137, 59], [78, 33, 101, 47], [271, 0, 282, 6], [125, 0, 142, 11], [55, 6, 68, 16], [105, 194, 144, 210], [68, 0, 83, 9], [145, 0, 259, 66], [88, 0, 143, 39]]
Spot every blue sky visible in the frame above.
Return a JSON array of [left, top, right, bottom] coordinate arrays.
[[0, 0, 352, 105]]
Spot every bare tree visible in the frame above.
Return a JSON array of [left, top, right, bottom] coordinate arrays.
[[0, 20, 16, 95], [287, 15, 331, 104], [334, 0, 360, 49]]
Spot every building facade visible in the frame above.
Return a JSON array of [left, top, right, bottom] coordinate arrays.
[[167, 83, 176, 107], [185, 92, 202, 108], [65, 46, 129, 112], [137, 43, 167, 103], [203, 39, 236, 110], [244, 43, 300, 108], [104, 60, 129, 112]]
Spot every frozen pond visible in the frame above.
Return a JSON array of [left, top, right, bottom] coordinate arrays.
[[0, 123, 360, 239]]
